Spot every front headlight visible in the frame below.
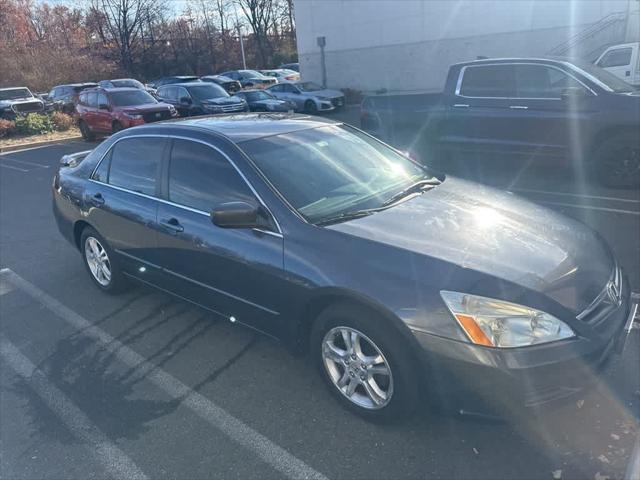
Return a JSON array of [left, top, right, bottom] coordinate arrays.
[[440, 291, 574, 348]]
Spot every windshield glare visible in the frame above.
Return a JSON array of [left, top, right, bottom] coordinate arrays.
[[240, 70, 265, 79], [188, 84, 229, 100], [110, 90, 157, 106], [111, 79, 144, 89], [0, 88, 32, 100], [241, 125, 429, 223], [244, 91, 273, 101]]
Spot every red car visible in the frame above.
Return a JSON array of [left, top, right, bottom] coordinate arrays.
[[76, 87, 177, 140]]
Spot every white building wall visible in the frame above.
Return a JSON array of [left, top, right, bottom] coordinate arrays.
[[294, 0, 638, 92]]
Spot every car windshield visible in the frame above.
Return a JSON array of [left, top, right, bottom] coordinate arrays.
[[187, 84, 229, 99], [110, 90, 157, 106], [241, 125, 431, 223], [243, 91, 273, 101], [0, 88, 31, 100], [568, 60, 635, 93], [110, 79, 144, 89], [297, 81, 323, 92], [239, 70, 265, 79]]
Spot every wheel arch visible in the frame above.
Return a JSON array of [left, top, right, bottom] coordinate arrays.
[[73, 220, 93, 250]]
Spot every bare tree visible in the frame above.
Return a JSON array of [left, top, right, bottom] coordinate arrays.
[[236, 0, 277, 67]]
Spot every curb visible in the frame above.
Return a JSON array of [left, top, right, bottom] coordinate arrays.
[[0, 136, 83, 154]]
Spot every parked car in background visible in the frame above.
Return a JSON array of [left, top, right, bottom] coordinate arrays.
[[260, 69, 300, 82], [279, 62, 299, 72], [76, 87, 177, 140], [234, 90, 294, 112], [267, 81, 345, 113], [361, 57, 640, 187], [98, 78, 157, 96], [49, 83, 98, 114], [594, 42, 640, 88], [200, 75, 242, 94], [156, 82, 247, 116], [53, 114, 636, 421], [219, 70, 277, 89], [0, 87, 45, 119], [148, 76, 200, 89]]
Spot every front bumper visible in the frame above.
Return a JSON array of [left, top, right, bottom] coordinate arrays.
[[412, 288, 637, 413]]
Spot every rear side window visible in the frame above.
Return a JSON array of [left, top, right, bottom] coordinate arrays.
[[97, 93, 108, 107], [168, 139, 254, 212], [108, 138, 164, 196], [87, 92, 98, 108], [598, 48, 632, 68], [459, 65, 515, 97]]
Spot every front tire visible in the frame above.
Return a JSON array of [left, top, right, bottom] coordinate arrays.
[[80, 227, 127, 294], [311, 303, 420, 421], [79, 120, 95, 141], [592, 132, 640, 188], [305, 100, 318, 114], [112, 121, 123, 134]]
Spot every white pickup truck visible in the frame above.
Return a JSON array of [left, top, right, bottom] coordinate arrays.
[[595, 42, 640, 88]]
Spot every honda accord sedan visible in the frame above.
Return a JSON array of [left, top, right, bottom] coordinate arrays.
[[53, 114, 637, 421]]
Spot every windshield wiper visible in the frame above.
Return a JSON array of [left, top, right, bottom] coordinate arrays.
[[314, 209, 376, 226], [380, 177, 440, 208]]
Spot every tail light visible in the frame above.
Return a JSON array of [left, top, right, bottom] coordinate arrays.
[[285, 75, 296, 80]]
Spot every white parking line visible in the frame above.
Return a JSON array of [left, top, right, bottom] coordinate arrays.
[[0, 143, 62, 156], [0, 335, 148, 480], [0, 268, 329, 480], [537, 200, 640, 216], [515, 188, 640, 204], [1, 157, 50, 168], [0, 163, 29, 172]]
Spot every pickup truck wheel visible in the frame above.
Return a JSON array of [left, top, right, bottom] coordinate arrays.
[[80, 227, 127, 294], [592, 133, 640, 188], [112, 121, 123, 133], [305, 100, 317, 114], [78, 120, 95, 141], [311, 303, 420, 422]]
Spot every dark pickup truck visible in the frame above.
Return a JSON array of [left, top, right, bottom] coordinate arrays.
[[361, 57, 640, 186]]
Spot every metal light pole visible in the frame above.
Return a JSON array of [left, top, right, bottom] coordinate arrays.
[[317, 36, 326, 88], [234, 8, 247, 69]]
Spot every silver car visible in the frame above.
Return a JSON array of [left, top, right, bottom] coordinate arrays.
[[266, 81, 345, 113]]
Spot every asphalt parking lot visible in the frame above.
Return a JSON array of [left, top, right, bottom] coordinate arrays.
[[1, 128, 639, 479]]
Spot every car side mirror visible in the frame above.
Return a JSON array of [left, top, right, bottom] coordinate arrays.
[[99, 103, 110, 110], [560, 87, 588, 100], [210, 202, 262, 229], [180, 97, 192, 105]]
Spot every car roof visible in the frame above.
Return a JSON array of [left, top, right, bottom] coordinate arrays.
[[450, 56, 579, 69], [159, 82, 210, 88], [84, 87, 142, 93], [135, 113, 340, 142], [56, 83, 98, 88]]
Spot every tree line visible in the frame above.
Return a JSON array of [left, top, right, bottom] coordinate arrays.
[[0, 0, 297, 91]]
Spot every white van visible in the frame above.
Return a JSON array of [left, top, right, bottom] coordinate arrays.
[[594, 42, 640, 88]]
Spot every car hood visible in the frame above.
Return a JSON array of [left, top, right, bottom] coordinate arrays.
[[303, 89, 343, 99], [0, 97, 41, 106], [327, 177, 614, 313], [201, 97, 244, 105], [121, 103, 173, 113], [253, 99, 289, 107]]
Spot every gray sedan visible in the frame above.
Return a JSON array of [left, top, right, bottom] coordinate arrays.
[[266, 81, 345, 113]]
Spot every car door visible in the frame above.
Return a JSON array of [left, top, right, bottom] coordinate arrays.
[[155, 137, 285, 335], [85, 136, 167, 281], [441, 64, 517, 155], [596, 46, 634, 83], [95, 91, 113, 132], [280, 84, 304, 110], [506, 63, 597, 159]]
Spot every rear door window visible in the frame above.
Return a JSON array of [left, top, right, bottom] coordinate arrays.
[[108, 137, 164, 196], [459, 65, 515, 97]]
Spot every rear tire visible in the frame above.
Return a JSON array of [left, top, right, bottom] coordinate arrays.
[[591, 132, 640, 188], [311, 303, 420, 422], [112, 121, 123, 134], [80, 226, 127, 294], [78, 120, 95, 141]]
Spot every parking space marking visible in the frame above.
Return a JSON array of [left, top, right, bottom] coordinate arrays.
[[1, 157, 50, 168], [537, 200, 640, 216], [0, 268, 329, 480], [0, 163, 29, 172], [0, 335, 148, 480], [0, 143, 63, 156], [515, 188, 640, 204]]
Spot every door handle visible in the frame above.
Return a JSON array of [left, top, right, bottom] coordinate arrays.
[[159, 217, 184, 233], [90, 192, 105, 206], [509, 105, 528, 110]]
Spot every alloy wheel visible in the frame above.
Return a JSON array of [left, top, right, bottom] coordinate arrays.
[[84, 236, 112, 286], [322, 326, 394, 409]]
